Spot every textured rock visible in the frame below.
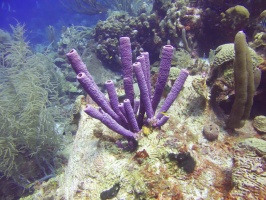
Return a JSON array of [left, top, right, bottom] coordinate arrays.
[[192, 77, 209, 99], [229, 138, 266, 199], [239, 138, 266, 155], [253, 115, 266, 133]]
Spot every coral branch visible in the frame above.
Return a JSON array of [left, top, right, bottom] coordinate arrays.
[[133, 62, 154, 119], [120, 37, 134, 106], [105, 80, 128, 125], [84, 105, 136, 139], [152, 45, 174, 111], [77, 72, 121, 123], [156, 69, 189, 120], [124, 99, 140, 133]]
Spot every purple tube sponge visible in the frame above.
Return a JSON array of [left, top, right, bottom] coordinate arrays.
[[67, 37, 189, 151], [156, 69, 189, 120], [152, 45, 174, 111], [133, 62, 154, 119], [84, 105, 136, 139], [77, 72, 121, 123]]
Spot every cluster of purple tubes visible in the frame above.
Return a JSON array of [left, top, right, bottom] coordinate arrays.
[[66, 37, 189, 150]]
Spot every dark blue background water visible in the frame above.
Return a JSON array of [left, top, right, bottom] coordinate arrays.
[[0, 0, 106, 44]]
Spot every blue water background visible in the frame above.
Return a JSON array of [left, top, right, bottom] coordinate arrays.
[[0, 0, 106, 44]]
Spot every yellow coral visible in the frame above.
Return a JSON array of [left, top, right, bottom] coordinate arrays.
[[142, 125, 153, 136]]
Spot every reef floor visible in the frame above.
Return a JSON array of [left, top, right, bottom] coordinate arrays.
[[22, 75, 266, 200]]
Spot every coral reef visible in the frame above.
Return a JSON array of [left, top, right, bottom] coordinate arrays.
[[4, 1, 266, 199], [58, 1, 265, 71], [93, 1, 202, 69]]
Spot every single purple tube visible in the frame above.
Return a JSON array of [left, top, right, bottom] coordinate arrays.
[[133, 62, 154, 119], [84, 105, 136, 139], [137, 103, 145, 128], [118, 103, 126, 117], [156, 115, 170, 127], [105, 80, 128, 125], [156, 69, 189, 119], [141, 52, 152, 99], [134, 99, 140, 114], [124, 99, 140, 133], [120, 37, 133, 79], [152, 45, 174, 111], [67, 49, 107, 110], [120, 37, 135, 106], [137, 55, 147, 81], [123, 77, 135, 106], [77, 72, 121, 123], [66, 49, 92, 79]]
